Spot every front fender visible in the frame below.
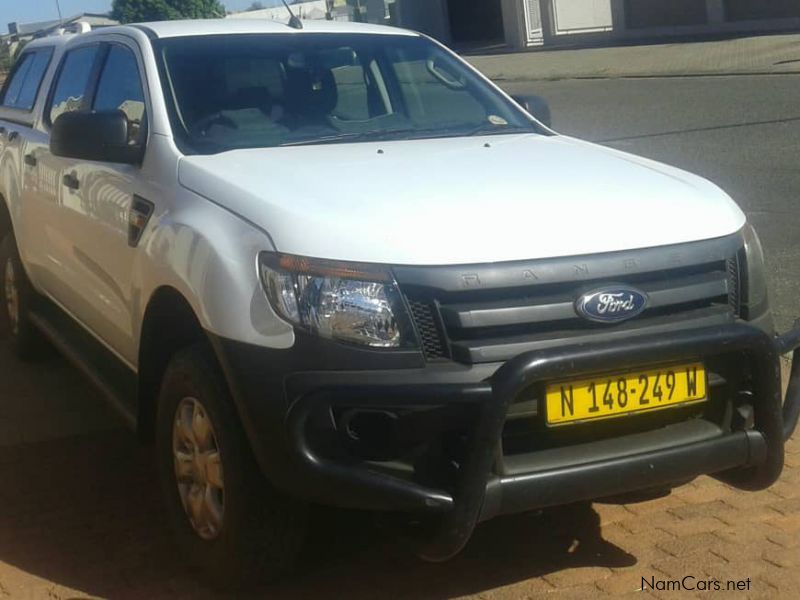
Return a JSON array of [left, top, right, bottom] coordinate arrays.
[[132, 185, 294, 359]]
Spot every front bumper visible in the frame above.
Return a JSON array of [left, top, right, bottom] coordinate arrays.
[[214, 321, 800, 562]]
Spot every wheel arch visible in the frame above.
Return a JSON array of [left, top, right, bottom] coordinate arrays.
[[137, 285, 210, 440], [0, 193, 10, 241]]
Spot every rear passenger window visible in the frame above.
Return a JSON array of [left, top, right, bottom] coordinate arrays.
[[49, 46, 99, 125], [93, 45, 147, 144], [0, 49, 53, 111]]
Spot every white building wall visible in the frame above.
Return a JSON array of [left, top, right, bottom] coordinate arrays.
[[234, 0, 800, 49], [506, 0, 800, 49], [551, 0, 612, 35], [227, 1, 331, 22]]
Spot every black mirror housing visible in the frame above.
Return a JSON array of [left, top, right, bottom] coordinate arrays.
[[50, 110, 144, 164], [512, 94, 552, 128]]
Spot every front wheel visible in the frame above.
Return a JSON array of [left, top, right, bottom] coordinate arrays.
[[156, 344, 307, 588], [0, 233, 49, 360]]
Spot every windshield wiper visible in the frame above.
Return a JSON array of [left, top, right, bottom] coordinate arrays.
[[464, 123, 536, 137], [279, 132, 370, 146], [278, 124, 535, 147], [279, 128, 446, 146]]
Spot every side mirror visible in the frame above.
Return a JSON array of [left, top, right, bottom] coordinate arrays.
[[50, 110, 144, 164], [512, 94, 552, 128]]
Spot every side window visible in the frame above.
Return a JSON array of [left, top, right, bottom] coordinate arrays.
[[93, 45, 147, 145], [48, 46, 99, 125], [1, 54, 34, 108], [16, 50, 53, 110], [1, 49, 53, 111]]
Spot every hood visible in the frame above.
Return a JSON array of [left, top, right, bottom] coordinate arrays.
[[178, 134, 746, 265]]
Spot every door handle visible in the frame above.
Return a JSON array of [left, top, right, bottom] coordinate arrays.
[[24, 153, 37, 167], [7, 131, 19, 142], [63, 173, 80, 190]]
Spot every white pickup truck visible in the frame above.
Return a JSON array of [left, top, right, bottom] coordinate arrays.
[[1, 18, 798, 587]]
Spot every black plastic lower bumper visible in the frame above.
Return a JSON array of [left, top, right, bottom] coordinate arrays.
[[480, 428, 766, 523], [215, 321, 800, 562], [779, 320, 800, 440]]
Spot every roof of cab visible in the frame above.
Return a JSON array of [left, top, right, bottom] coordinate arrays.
[[21, 33, 74, 51], [124, 18, 418, 39]]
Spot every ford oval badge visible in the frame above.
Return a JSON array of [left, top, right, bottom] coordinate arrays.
[[575, 286, 649, 323]]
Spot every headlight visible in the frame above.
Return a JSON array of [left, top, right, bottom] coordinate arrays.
[[743, 223, 769, 318], [258, 253, 418, 349]]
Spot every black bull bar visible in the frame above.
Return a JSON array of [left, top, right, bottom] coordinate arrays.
[[287, 322, 800, 562]]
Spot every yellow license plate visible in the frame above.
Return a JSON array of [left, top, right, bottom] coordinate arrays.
[[545, 362, 707, 426]]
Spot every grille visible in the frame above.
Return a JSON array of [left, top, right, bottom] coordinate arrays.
[[400, 241, 745, 365], [407, 299, 446, 359], [727, 255, 742, 317]]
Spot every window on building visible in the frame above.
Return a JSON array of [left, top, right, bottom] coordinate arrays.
[[725, 0, 800, 21]]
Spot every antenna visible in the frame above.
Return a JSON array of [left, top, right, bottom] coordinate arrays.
[[282, 0, 304, 30]]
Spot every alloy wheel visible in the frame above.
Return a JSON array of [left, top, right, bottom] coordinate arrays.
[[173, 397, 225, 540], [4, 258, 19, 336]]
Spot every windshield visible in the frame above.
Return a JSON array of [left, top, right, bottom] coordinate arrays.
[[158, 33, 539, 153]]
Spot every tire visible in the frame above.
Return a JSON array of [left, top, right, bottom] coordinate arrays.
[[156, 344, 307, 589], [0, 233, 49, 360]]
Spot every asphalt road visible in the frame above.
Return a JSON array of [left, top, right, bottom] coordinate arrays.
[[503, 74, 800, 332], [0, 74, 798, 599]]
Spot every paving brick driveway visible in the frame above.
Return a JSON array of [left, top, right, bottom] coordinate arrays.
[[0, 342, 796, 599]]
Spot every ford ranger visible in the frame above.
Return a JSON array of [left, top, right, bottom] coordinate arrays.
[[0, 18, 799, 587]]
